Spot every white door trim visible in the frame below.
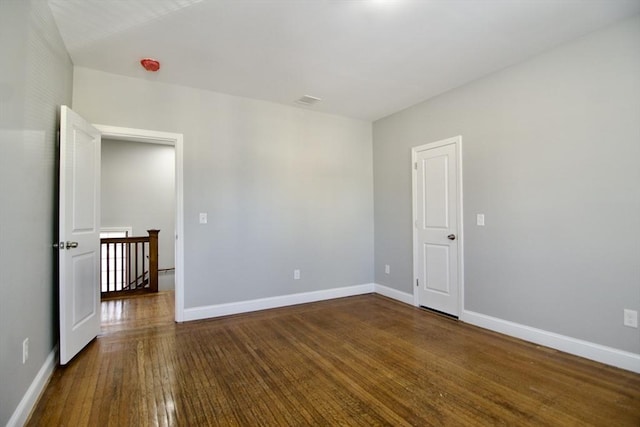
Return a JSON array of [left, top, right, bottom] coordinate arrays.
[[411, 135, 464, 314], [95, 124, 185, 322]]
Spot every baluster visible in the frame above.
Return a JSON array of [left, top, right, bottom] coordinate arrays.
[[112, 242, 117, 291], [135, 242, 139, 288], [106, 242, 111, 292], [128, 241, 132, 291], [142, 243, 146, 289], [100, 242, 104, 294], [120, 242, 125, 291]]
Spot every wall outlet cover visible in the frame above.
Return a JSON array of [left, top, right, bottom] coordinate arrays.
[[623, 309, 638, 328]]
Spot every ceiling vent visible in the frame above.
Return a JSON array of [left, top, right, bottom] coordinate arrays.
[[295, 95, 322, 106]]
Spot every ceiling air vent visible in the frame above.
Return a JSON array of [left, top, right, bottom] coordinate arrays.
[[295, 95, 322, 106]]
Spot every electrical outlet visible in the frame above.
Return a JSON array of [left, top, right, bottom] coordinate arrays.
[[293, 269, 300, 280], [199, 213, 208, 224], [477, 214, 485, 226], [385, 264, 390, 274], [22, 338, 29, 364], [623, 309, 638, 328]]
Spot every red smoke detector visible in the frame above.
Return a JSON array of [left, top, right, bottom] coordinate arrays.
[[140, 58, 160, 72]]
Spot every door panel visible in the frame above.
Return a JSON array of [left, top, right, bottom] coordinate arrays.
[[59, 105, 101, 365], [71, 128, 98, 231], [72, 252, 97, 325], [414, 138, 461, 316], [424, 243, 450, 294], [424, 155, 449, 228]]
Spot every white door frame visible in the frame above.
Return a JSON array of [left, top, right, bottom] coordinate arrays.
[[411, 135, 464, 314], [95, 124, 185, 322]]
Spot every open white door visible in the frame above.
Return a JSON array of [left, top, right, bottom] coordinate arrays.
[[413, 136, 462, 317], [58, 106, 101, 365]]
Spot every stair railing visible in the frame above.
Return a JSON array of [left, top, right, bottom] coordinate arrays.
[[100, 229, 159, 298]]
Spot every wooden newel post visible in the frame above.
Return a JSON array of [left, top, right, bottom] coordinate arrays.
[[147, 230, 160, 293]]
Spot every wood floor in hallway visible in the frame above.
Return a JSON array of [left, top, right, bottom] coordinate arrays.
[[28, 292, 640, 426]]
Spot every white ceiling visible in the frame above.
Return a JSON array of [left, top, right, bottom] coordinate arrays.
[[48, 0, 640, 121]]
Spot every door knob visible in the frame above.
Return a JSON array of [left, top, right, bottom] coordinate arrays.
[[65, 241, 79, 249], [447, 234, 456, 240]]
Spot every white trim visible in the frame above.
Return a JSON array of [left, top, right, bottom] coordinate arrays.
[[184, 284, 375, 321], [375, 286, 640, 373], [457, 139, 464, 315], [95, 125, 177, 145], [461, 310, 640, 374], [374, 283, 414, 305], [94, 124, 185, 322], [7, 346, 58, 427], [155, 272, 640, 373], [411, 135, 464, 315], [100, 226, 133, 236]]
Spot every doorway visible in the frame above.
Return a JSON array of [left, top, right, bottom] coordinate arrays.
[[95, 125, 185, 322], [412, 136, 463, 317], [101, 139, 174, 296]]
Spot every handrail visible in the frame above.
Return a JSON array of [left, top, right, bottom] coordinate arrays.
[[101, 236, 150, 244]]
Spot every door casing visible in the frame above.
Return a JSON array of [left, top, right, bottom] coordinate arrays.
[[411, 135, 464, 315]]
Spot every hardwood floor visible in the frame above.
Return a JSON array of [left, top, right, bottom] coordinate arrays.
[[28, 293, 640, 426]]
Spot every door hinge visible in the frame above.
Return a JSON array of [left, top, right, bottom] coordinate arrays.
[[416, 278, 419, 287], [414, 162, 418, 170]]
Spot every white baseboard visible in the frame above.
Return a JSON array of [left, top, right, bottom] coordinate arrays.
[[461, 310, 640, 374], [7, 346, 58, 427], [184, 282, 640, 373], [372, 284, 640, 373], [184, 283, 375, 321], [373, 283, 414, 305]]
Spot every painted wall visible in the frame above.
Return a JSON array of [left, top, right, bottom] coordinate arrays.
[[0, 0, 73, 424], [373, 16, 640, 354], [102, 139, 176, 290], [73, 68, 374, 308]]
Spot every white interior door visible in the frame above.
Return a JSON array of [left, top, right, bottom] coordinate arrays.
[[413, 137, 461, 317], [59, 105, 101, 364]]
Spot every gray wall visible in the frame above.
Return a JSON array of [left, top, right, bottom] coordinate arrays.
[[373, 16, 640, 354], [102, 139, 176, 290], [73, 68, 374, 308], [0, 0, 73, 424]]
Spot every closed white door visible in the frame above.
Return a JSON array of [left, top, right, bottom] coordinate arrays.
[[58, 106, 101, 364], [413, 137, 461, 317]]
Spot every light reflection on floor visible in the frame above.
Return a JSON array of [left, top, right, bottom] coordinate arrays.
[[101, 297, 128, 323], [100, 291, 175, 334]]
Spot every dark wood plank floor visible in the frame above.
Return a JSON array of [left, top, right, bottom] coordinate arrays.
[[28, 292, 640, 426]]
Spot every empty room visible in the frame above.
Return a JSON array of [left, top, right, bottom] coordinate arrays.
[[1, 0, 639, 425]]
